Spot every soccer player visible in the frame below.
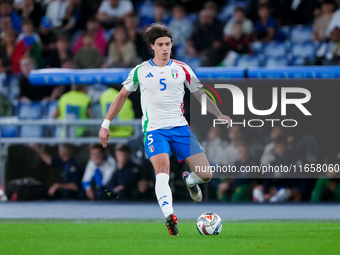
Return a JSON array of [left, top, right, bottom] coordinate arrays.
[[99, 24, 230, 236]]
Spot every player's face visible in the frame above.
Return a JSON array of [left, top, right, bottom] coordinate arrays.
[[151, 37, 172, 61]]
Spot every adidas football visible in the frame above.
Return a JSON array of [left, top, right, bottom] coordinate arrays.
[[196, 212, 222, 235]]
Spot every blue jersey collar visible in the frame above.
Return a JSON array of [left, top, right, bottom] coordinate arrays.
[[149, 58, 172, 67]]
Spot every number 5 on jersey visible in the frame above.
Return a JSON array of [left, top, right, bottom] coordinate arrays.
[[160, 78, 166, 91]]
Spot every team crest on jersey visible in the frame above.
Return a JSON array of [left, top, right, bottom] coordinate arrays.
[[149, 145, 154, 153], [171, 69, 178, 79]]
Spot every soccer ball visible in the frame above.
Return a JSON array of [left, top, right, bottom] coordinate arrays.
[[196, 212, 222, 235]]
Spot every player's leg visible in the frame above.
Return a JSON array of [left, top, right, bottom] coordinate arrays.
[[169, 126, 211, 203], [150, 153, 174, 218], [150, 153, 178, 236], [185, 152, 213, 182]]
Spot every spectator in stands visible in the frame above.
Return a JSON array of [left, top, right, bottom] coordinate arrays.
[[54, 84, 92, 137], [39, 16, 57, 59], [0, 1, 22, 33], [29, 143, 83, 200], [290, 0, 318, 25], [175, 0, 205, 14], [201, 126, 228, 166], [217, 144, 256, 202], [253, 136, 306, 202], [124, 13, 151, 61], [223, 6, 253, 38], [16, 0, 43, 28], [260, 125, 288, 165], [73, 32, 103, 69], [140, 0, 171, 28], [45, 34, 72, 68], [0, 16, 13, 38], [313, 0, 335, 41], [104, 25, 137, 68], [326, 1, 340, 38], [12, 23, 42, 73], [0, 29, 17, 73], [186, 9, 223, 65], [72, 16, 107, 56], [108, 144, 140, 200], [16, 18, 41, 45], [224, 21, 252, 55], [315, 27, 340, 65], [60, 0, 88, 33], [202, 1, 223, 28], [82, 144, 116, 201], [96, 0, 133, 28], [254, 4, 278, 43], [45, 0, 71, 29], [221, 125, 244, 166], [19, 55, 59, 102], [310, 157, 340, 202], [168, 5, 193, 47], [99, 87, 134, 137]]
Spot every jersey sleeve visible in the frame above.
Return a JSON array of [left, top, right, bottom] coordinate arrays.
[[182, 64, 203, 93], [122, 65, 142, 92]]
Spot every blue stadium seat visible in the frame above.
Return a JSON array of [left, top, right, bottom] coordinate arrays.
[[18, 101, 42, 120], [251, 42, 263, 56], [0, 117, 18, 137], [290, 25, 313, 43], [235, 55, 261, 67], [17, 101, 44, 138], [291, 42, 315, 58], [44, 100, 58, 119], [263, 56, 289, 67], [137, 1, 155, 18], [219, 1, 248, 23], [290, 56, 306, 66], [262, 42, 287, 57], [279, 26, 290, 41]]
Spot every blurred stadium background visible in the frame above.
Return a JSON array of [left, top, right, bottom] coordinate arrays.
[[0, 0, 340, 208]]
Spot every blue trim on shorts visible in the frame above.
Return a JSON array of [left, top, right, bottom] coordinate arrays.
[[144, 125, 204, 162]]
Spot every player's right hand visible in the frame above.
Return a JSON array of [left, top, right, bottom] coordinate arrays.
[[99, 127, 110, 148]]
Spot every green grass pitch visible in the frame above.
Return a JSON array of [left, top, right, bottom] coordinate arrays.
[[0, 219, 339, 255]]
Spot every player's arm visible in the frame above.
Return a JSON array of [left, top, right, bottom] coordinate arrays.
[[192, 89, 231, 128], [99, 87, 132, 147]]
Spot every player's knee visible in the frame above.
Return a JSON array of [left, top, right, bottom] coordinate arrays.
[[155, 165, 170, 175]]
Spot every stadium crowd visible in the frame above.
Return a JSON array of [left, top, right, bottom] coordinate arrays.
[[0, 0, 340, 203]]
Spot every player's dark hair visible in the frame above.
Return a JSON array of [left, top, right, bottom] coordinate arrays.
[[142, 23, 172, 54]]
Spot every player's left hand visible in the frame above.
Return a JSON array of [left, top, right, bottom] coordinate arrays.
[[99, 127, 110, 148], [217, 115, 231, 128]]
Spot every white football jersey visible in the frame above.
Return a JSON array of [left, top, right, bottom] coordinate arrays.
[[122, 59, 202, 132]]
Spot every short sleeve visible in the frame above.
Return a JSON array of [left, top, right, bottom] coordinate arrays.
[[181, 64, 202, 93], [122, 65, 142, 92]]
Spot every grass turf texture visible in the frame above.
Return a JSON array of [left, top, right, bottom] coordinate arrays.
[[0, 219, 339, 255]]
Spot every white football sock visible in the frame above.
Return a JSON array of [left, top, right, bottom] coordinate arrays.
[[186, 172, 205, 187], [155, 173, 173, 218], [253, 187, 265, 203]]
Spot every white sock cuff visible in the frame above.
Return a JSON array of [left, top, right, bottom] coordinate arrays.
[[156, 173, 169, 182]]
